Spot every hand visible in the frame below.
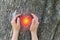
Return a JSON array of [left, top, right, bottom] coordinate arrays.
[[11, 14, 21, 32], [30, 14, 39, 33]]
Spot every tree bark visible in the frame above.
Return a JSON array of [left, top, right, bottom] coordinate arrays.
[[0, 0, 60, 40]]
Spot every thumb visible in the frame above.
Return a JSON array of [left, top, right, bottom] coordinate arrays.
[[30, 19, 35, 28], [17, 17, 20, 26]]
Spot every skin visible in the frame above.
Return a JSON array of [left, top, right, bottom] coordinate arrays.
[[11, 14, 39, 40]]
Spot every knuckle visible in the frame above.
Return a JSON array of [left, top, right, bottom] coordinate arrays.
[[36, 22, 39, 25]]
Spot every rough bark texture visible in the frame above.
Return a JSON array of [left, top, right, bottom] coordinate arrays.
[[0, 0, 60, 40]]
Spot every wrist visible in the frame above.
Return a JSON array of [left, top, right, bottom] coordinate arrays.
[[31, 30, 37, 33], [31, 31, 38, 40], [13, 29, 20, 32], [12, 30, 19, 40], [31, 31, 37, 35], [13, 30, 19, 34]]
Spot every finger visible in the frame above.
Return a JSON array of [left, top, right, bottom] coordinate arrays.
[[35, 20, 39, 27], [35, 18, 39, 22], [36, 22, 39, 28], [13, 14, 21, 21], [31, 13, 37, 18], [17, 17, 20, 26], [30, 19, 34, 30], [12, 14, 21, 23], [31, 13, 38, 20], [30, 19, 35, 27]]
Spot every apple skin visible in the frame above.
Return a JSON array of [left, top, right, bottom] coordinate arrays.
[[20, 14, 33, 28]]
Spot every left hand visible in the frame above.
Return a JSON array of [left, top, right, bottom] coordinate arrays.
[[11, 14, 21, 32]]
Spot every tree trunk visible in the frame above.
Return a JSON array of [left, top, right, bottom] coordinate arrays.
[[0, 0, 60, 40]]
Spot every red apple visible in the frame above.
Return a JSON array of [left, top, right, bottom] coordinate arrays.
[[20, 14, 33, 28]]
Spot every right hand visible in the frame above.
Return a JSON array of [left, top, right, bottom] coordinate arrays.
[[30, 14, 39, 33]]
